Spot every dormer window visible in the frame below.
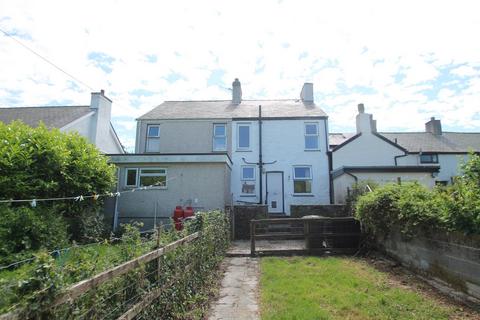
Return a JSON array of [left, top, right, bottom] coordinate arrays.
[[146, 125, 160, 152]]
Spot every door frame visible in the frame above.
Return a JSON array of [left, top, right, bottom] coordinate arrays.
[[265, 171, 285, 214]]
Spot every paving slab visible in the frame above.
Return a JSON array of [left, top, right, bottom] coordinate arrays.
[[208, 257, 260, 320], [227, 240, 305, 256]]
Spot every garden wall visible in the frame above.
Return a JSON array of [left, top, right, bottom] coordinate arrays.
[[230, 205, 268, 240], [290, 205, 348, 218], [380, 230, 480, 300]]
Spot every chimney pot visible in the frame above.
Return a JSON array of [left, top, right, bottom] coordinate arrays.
[[358, 103, 365, 113], [100, 89, 105, 95]]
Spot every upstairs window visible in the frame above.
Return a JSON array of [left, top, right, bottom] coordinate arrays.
[[305, 123, 319, 150], [146, 125, 160, 152], [293, 166, 312, 194], [213, 123, 227, 151], [237, 123, 251, 150], [241, 166, 256, 194], [139, 168, 167, 188], [420, 153, 438, 164]]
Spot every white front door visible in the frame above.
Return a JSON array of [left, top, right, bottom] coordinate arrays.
[[266, 172, 284, 214]]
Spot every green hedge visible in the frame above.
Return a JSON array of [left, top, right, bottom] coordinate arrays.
[[355, 154, 480, 237], [0, 210, 230, 319]]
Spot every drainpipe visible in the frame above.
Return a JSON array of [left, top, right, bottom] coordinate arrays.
[[394, 152, 408, 166], [112, 167, 121, 231], [345, 171, 358, 183], [258, 105, 263, 205], [327, 151, 334, 204]]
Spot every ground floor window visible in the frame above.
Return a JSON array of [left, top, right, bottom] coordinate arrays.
[[293, 166, 312, 194], [241, 166, 256, 194], [125, 167, 167, 188]]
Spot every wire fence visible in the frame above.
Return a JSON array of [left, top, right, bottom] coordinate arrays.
[[0, 211, 230, 320]]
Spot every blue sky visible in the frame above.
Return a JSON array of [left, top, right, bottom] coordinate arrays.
[[0, 0, 480, 151]]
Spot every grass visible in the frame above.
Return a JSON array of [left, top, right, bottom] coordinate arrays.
[[260, 257, 456, 320]]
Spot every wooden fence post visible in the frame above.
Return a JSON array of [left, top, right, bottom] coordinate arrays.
[[250, 220, 256, 256], [156, 225, 162, 281], [304, 220, 311, 254]]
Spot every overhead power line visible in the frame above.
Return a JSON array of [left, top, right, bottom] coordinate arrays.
[[0, 27, 95, 91]]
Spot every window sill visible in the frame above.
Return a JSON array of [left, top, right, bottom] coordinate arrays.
[[240, 194, 257, 197], [292, 193, 315, 197], [304, 149, 321, 152], [212, 149, 227, 152], [236, 149, 252, 152]]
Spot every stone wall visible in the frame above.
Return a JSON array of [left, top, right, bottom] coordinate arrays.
[[231, 205, 268, 240], [380, 230, 480, 301], [290, 205, 348, 218]]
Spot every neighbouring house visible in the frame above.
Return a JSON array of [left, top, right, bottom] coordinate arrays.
[[109, 79, 330, 229], [0, 90, 124, 154], [331, 104, 480, 203]]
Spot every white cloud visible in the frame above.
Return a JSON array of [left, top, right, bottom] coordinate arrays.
[[1, 0, 480, 149]]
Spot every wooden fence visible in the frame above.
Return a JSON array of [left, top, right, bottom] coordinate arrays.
[[0, 231, 200, 320], [250, 217, 361, 256]]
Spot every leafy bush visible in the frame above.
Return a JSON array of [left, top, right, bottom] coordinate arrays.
[[345, 180, 378, 215], [0, 210, 230, 319], [0, 205, 69, 265], [355, 183, 447, 237], [0, 121, 116, 244], [356, 154, 480, 237]]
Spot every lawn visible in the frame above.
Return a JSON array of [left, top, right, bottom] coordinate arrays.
[[260, 257, 464, 320]]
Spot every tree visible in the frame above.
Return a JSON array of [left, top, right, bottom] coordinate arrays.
[[0, 121, 116, 245]]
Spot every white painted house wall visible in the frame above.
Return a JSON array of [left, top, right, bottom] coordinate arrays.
[[398, 153, 468, 183], [333, 171, 436, 204], [231, 118, 330, 215], [332, 133, 404, 167], [61, 91, 124, 154]]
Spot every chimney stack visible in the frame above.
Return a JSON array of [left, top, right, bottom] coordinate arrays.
[[425, 117, 442, 135], [300, 83, 314, 103], [355, 103, 376, 133], [232, 78, 242, 105]]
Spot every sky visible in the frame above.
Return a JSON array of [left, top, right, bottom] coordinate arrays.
[[0, 0, 479, 152]]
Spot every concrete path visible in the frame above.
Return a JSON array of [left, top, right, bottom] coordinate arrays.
[[208, 257, 260, 320]]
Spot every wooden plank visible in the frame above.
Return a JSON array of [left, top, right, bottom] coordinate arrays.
[[52, 232, 199, 307], [251, 217, 357, 223]]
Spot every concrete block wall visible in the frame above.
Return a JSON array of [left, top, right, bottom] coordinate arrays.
[[290, 205, 348, 218], [231, 205, 268, 240], [381, 230, 480, 300]]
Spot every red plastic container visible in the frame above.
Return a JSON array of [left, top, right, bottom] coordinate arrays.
[[173, 206, 184, 230], [184, 206, 194, 218]]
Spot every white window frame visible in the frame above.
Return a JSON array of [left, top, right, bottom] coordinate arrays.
[[237, 123, 251, 151], [146, 124, 160, 153], [125, 168, 138, 187], [304, 122, 319, 150], [139, 167, 167, 189], [213, 123, 227, 151], [293, 165, 313, 194], [420, 153, 438, 164], [240, 166, 256, 195]]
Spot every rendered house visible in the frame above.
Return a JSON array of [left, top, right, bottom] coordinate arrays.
[[331, 104, 480, 203], [110, 79, 330, 229], [0, 90, 124, 154]]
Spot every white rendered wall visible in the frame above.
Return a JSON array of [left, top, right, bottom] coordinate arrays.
[[332, 132, 405, 169], [333, 171, 436, 204], [231, 119, 330, 214], [398, 154, 468, 184]]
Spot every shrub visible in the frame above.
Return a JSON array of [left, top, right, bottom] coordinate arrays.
[[0, 205, 69, 265], [0, 121, 116, 242], [355, 183, 447, 237]]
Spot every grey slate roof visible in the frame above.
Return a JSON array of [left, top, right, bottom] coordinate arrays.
[[138, 100, 328, 120], [0, 106, 92, 128], [329, 132, 480, 153]]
